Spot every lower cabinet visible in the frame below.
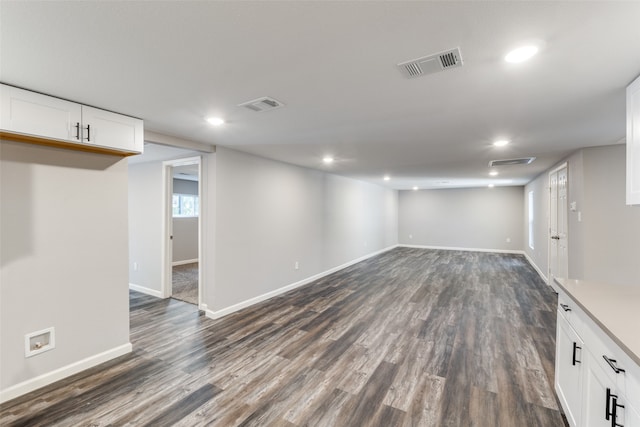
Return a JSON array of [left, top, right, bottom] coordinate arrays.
[[555, 290, 639, 427], [583, 351, 624, 427], [555, 310, 584, 427]]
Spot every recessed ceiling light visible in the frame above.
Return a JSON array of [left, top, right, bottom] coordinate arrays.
[[489, 171, 499, 176], [505, 45, 539, 63], [383, 175, 390, 181], [412, 186, 419, 191], [493, 139, 510, 147], [488, 184, 495, 188], [323, 156, 334, 164], [206, 117, 225, 126]]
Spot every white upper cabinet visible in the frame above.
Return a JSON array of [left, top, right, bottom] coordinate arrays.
[[81, 106, 143, 153], [627, 74, 640, 205], [0, 84, 143, 155], [1, 85, 82, 142]]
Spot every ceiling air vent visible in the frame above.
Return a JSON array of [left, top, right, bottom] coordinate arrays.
[[239, 96, 284, 112], [398, 47, 463, 78], [489, 157, 536, 167]]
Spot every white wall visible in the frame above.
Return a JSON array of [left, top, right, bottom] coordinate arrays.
[[525, 144, 640, 286], [128, 161, 163, 294], [398, 186, 524, 252], [172, 178, 198, 263], [207, 147, 398, 313], [173, 178, 197, 195], [523, 171, 551, 279], [172, 217, 198, 263], [0, 140, 131, 401], [581, 145, 640, 285]]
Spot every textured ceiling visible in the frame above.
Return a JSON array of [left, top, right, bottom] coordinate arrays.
[[2, 1, 639, 189]]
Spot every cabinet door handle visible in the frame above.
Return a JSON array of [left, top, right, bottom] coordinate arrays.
[[572, 342, 581, 365], [74, 122, 80, 140], [560, 303, 571, 312], [603, 355, 626, 374], [85, 124, 91, 142], [606, 388, 625, 427]]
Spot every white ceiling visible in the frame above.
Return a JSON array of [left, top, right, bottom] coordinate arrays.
[[2, 1, 639, 190]]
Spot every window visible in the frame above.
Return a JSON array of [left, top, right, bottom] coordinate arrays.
[[528, 190, 534, 249], [173, 194, 199, 217]]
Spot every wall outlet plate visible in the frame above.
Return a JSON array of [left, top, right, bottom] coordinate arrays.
[[25, 327, 55, 358]]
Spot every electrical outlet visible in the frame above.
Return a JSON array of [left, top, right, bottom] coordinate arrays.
[[133, 262, 138, 271], [409, 234, 413, 239], [506, 237, 511, 243], [294, 261, 299, 270]]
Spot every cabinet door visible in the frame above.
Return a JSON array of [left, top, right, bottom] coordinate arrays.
[[1, 84, 82, 142], [583, 352, 627, 427], [81, 105, 143, 153], [628, 74, 640, 205], [555, 312, 584, 427], [627, 403, 640, 427]]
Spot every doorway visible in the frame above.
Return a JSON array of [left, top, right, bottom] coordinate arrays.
[[162, 157, 202, 306], [549, 164, 568, 287]]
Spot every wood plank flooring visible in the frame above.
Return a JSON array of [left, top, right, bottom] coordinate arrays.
[[0, 248, 568, 426]]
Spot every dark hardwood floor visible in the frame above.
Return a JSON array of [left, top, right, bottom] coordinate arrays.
[[1, 248, 567, 426]]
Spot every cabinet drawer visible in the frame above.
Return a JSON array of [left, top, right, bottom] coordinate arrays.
[[558, 292, 585, 338], [582, 312, 640, 398]]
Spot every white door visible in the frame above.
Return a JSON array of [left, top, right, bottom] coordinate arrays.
[[549, 166, 569, 283]]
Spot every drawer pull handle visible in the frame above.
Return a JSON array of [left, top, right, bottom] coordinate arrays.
[[606, 388, 625, 427], [603, 355, 626, 374], [74, 122, 80, 140], [560, 303, 571, 312], [572, 342, 581, 365]]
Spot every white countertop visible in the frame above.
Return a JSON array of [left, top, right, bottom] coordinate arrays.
[[555, 278, 640, 367]]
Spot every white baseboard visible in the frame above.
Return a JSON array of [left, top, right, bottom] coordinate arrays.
[[522, 252, 549, 283], [205, 245, 398, 320], [399, 244, 524, 255], [0, 343, 132, 404], [129, 283, 163, 298], [172, 259, 198, 266]]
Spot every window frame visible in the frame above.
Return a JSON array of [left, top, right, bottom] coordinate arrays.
[[172, 193, 199, 218]]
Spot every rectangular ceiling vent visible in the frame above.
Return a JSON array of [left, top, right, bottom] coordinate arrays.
[[239, 96, 284, 112], [398, 47, 463, 78], [489, 157, 536, 167]]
